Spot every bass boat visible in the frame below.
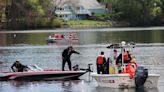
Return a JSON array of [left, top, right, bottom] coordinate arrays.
[[0, 64, 92, 81]]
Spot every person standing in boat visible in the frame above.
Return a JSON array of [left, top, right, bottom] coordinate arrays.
[[96, 51, 106, 74], [62, 46, 80, 71], [124, 50, 132, 64], [113, 49, 118, 60], [11, 60, 27, 72], [116, 49, 132, 65]]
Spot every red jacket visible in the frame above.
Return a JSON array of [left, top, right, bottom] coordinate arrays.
[[123, 52, 129, 61], [97, 55, 105, 65]]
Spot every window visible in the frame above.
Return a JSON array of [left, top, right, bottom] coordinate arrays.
[[77, 7, 80, 10]]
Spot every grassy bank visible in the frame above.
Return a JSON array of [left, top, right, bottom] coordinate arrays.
[[0, 19, 113, 30], [66, 20, 111, 25], [63, 20, 112, 28]]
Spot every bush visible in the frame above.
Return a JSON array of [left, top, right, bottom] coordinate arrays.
[[50, 18, 62, 28], [6, 17, 65, 29], [94, 13, 122, 21]]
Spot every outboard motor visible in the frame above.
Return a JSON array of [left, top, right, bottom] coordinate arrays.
[[135, 66, 148, 88], [72, 64, 79, 71]]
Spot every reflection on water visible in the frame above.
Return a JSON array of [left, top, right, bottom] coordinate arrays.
[[0, 80, 93, 92], [0, 80, 159, 92], [0, 30, 164, 46], [95, 87, 159, 92]]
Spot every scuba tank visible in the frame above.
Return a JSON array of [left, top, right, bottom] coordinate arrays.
[[135, 66, 148, 88]]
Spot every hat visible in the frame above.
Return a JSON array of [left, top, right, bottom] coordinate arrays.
[[68, 46, 73, 49], [114, 49, 117, 52], [131, 58, 136, 63]]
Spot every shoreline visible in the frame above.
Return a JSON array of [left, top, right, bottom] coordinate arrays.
[[0, 26, 164, 33]]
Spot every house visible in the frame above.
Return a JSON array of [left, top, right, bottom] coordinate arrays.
[[54, 0, 105, 20]]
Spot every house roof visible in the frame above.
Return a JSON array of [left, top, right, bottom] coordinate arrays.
[[79, 0, 104, 9], [54, 0, 104, 9]]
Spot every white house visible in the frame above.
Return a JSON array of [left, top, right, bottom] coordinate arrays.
[[54, 0, 105, 20]]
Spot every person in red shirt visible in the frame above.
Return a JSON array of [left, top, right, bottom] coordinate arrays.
[[96, 51, 106, 74], [116, 49, 132, 65]]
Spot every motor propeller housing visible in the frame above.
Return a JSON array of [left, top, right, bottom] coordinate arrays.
[[135, 66, 148, 88]]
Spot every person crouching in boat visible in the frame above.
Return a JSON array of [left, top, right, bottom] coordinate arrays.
[[62, 46, 80, 71], [96, 51, 106, 74], [11, 60, 27, 72], [125, 58, 138, 78]]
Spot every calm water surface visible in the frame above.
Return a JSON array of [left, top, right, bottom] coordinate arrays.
[[0, 29, 164, 92]]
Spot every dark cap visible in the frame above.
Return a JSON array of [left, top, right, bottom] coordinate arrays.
[[101, 51, 104, 55], [114, 49, 117, 52], [68, 46, 73, 49]]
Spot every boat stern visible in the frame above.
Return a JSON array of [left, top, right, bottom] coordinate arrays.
[[91, 73, 135, 88]]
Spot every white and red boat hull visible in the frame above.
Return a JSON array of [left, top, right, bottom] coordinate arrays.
[[91, 73, 159, 88], [0, 70, 86, 81]]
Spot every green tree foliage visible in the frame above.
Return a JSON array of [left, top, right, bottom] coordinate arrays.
[[4, 0, 62, 30], [0, 0, 6, 28], [99, 0, 164, 26], [26, 0, 45, 16]]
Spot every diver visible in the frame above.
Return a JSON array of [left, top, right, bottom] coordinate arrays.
[[62, 46, 80, 71]]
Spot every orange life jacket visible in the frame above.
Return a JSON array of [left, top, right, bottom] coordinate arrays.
[[126, 62, 137, 78], [123, 52, 129, 61], [97, 55, 104, 65]]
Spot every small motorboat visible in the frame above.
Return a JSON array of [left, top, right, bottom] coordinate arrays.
[[0, 64, 92, 81], [46, 33, 79, 44], [91, 41, 160, 88], [91, 72, 159, 88]]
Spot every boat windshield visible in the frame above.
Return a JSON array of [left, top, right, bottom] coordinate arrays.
[[26, 65, 43, 72]]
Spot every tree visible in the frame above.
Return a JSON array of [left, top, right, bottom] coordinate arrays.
[[0, 0, 6, 28], [99, 0, 163, 26]]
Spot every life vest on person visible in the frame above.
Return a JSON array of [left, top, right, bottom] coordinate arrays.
[[123, 52, 129, 61], [97, 55, 105, 65], [126, 62, 137, 78]]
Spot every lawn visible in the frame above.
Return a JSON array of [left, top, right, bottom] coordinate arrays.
[[66, 20, 111, 25]]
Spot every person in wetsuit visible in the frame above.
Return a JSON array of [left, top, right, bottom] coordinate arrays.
[[11, 61, 26, 72], [62, 46, 80, 71]]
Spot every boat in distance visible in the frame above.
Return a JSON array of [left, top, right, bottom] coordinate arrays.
[[46, 33, 79, 44]]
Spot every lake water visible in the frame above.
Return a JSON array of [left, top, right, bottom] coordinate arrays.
[[0, 29, 164, 92]]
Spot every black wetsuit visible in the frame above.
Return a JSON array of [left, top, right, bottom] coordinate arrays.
[[11, 62, 26, 72], [62, 48, 80, 71]]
